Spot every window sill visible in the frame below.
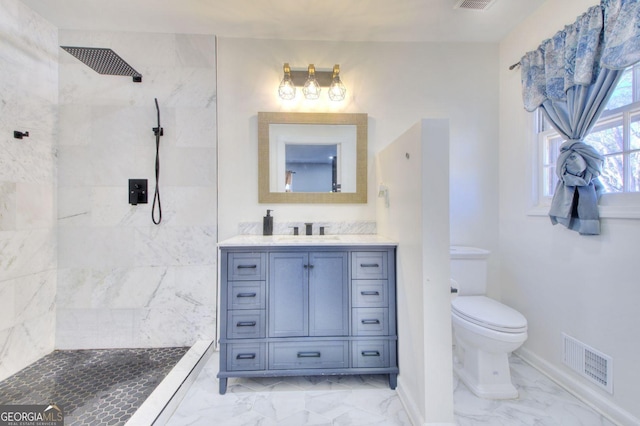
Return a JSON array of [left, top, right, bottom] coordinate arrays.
[[528, 200, 640, 219]]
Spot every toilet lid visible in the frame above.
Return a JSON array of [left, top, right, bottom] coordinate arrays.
[[452, 296, 527, 333]]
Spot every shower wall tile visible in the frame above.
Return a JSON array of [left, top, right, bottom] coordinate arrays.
[[134, 226, 217, 267], [0, 229, 57, 282], [176, 107, 217, 148], [160, 148, 217, 187], [55, 309, 100, 349], [0, 280, 16, 331], [0, 311, 56, 380], [58, 104, 92, 146], [56, 268, 93, 309], [0, 183, 17, 231], [137, 305, 216, 347], [0, 0, 57, 382], [13, 270, 57, 324], [175, 34, 217, 68], [58, 227, 136, 269], [157, 187, 217, 226], [57, 30, 218, 349], [16, 183, 55, 229], [57, 187, 91, 227]]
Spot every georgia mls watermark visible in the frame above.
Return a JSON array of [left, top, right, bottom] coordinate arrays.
[[0, 405, 63, 426]]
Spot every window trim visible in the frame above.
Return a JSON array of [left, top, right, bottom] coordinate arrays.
[[528, 109, 640, 220]]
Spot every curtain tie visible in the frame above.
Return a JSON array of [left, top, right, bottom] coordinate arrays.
[[556, 140, 603, 187]]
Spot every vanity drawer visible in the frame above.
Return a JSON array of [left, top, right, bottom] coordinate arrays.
[[352, 308, 389, 336], [268, 341, 348, 370], [227, 343, 266, 371], [227, 310, 266, 339], [352, 252, 388, 280], [228, 253, 266, 281], [352, 340, 390, 368], [228, 281, 266, 310], [352, 280, 388, 308]]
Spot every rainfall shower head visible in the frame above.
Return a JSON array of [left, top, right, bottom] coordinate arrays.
[[61, 46, 142, 82]]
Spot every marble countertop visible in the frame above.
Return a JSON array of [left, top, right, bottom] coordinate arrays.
[[218, 234, 397, 247]]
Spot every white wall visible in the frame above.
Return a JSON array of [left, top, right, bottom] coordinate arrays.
[[55, 30, 218, 349], [0, 0, 58, 381], [216, 39, 500, 265], [499, 0, 640, 423], [377, 120, 453, 425]]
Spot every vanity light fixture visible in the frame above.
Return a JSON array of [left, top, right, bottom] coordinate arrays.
[[278, 63, 296, 100], [278, 63, 347, 101], [302, 64, 321, 100], [328, 65, 346, 101]]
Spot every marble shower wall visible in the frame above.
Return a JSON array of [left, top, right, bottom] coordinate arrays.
[[0, 0, 58, 380], [56, 30, 217, 349]]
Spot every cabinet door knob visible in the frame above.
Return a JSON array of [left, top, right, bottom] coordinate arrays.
[[236, 321, 257, 327], [236, 292, 257, 298], [361, 351, 381, 357], [360, 263, 379, 268], [360, 291, 380, 296], [361, 319, 381, 325]]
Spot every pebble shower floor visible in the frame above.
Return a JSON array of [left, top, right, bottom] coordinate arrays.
[[0, 347, 188, 425]]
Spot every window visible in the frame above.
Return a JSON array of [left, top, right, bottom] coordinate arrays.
[[537, 64, 640, 199]]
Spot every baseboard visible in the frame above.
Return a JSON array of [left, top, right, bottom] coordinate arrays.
[[396, 376, 456, 426], [516, 347, 639, 426], [396, 376, 424, 426]]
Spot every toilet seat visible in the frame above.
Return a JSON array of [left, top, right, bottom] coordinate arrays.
[[452, 296, 527, 333]]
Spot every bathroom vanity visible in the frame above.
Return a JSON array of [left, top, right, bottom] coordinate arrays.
[[217, 235, 398, 394]]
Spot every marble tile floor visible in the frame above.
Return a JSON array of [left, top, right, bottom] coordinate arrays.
[[166, 352, 615, 426]]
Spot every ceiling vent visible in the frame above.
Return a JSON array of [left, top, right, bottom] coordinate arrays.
[[454, 0, 497, 11]]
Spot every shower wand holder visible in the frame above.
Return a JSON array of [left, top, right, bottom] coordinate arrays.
[[153, 127, 164, 136]]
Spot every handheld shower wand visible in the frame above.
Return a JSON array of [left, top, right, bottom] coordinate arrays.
[[152, 98, 163, 225]]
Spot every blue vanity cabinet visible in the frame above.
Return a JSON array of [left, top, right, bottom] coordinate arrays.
[[269, 251, 349, 338], [217, 243, 398, 395]]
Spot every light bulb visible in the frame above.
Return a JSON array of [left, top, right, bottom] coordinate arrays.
[[303, 64, 321, 100], [278, 63, 296, 100], [328, 64, 346, 101]]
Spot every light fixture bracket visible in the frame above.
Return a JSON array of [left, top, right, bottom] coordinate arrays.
[[288, 66, 337, 87]]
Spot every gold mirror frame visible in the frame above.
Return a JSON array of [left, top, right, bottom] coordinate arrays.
[[258, 112, 368, 204]]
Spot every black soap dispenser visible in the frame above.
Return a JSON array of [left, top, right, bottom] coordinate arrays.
[[263, 209, 274, 236]]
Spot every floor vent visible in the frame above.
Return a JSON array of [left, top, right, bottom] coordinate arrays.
[[453, 0, 497, 11], [562, 333, 613, 394]]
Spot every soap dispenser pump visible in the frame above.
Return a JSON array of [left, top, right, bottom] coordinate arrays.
[[263, 209, 274, 236]]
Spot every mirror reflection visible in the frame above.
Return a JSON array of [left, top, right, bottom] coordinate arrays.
[[258, 112, 368, 204], [285, 144, 338, 192]]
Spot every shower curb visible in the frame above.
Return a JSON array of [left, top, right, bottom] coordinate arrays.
[[125, 340, 215, 426]]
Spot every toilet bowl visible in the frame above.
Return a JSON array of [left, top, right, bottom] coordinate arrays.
[[450, 246, 528, 399]]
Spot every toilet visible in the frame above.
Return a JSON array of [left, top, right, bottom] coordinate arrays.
[[450, 246, 527, 399]]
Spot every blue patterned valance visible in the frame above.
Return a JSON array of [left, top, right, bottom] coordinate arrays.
[[521, 0, 640, 112]]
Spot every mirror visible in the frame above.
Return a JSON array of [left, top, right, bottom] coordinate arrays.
[[258, 112, 367, 203]]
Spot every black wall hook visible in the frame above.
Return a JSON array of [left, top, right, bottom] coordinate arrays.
[[14, 131, 29, 139]]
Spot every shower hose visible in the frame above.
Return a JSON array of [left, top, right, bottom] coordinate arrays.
[[152, 98, 162, 225]]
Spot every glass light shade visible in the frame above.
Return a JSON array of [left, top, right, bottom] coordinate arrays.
[[303, 77, 321, 100], [278, 76, 296, 100], [328, 76, 347, 101], [303, 64, 321, 100]]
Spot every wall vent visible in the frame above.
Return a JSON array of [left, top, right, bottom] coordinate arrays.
[[562, 333, 613, 394], [453, 0, 497, 11]]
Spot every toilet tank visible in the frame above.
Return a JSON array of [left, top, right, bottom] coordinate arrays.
[[450, 246, 490, 296]]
